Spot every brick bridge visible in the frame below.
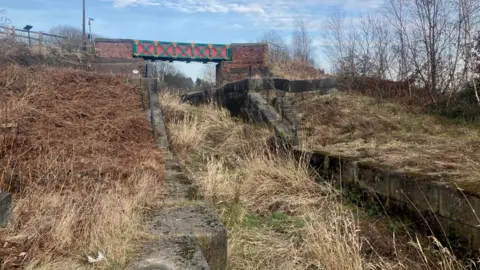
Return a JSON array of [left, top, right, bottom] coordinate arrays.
[[93, 38, 269, 85]]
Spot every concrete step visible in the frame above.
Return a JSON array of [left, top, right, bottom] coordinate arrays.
[[127, 235, 210, 270], [133, 158, 227, 270], [143, 91, 227, 269], [148, 201, 227, 270]]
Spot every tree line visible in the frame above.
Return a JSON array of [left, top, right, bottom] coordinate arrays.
[[257, 19, 317, 67], [322, 0, 480, 105]]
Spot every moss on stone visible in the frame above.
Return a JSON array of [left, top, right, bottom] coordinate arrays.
[[178, 244, 196, 261]]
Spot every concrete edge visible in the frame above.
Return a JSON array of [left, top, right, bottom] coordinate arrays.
[[294, 148, 480, 250], [128, 84, 228, 270], [0, 192, 12, 228]]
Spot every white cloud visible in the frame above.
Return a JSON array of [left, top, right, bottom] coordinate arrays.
[[233, 24, 242, 29], [112, 0, 159, 8], [111, 0, 384, 30]]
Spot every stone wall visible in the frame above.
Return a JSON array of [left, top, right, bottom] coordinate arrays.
[[247, 77, 338, 92], [295, 148, 480, 252]]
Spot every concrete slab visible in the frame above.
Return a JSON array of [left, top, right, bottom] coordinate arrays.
[[127, 235, 210, 270], [148, 202, 227, 270], [0, 192, 12, 228]]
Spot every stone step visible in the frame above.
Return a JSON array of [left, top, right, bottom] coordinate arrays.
[[147, 201, 227, 270], [133, 158, 227, 270], [127, 235, 210, 270]]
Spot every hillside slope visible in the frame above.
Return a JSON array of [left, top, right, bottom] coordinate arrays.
[[0, 65, 163, 268]]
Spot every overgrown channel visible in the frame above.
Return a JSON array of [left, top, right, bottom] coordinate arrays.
[[160, 92, 477, 270]]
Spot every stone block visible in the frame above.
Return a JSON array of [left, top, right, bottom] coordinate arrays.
[[340, 159, 358, 184], [0, 192, 12, 228], [469, 224, 480, 251], [389, 172, 440, 213], [309, 151, 328, 174], [126, 235, 211, 270], [357, 163, 390, 197], [290, 80, 314, 92], [438, 184, 480, 228], [312, 78, 338, 90], [149, 202, 227, 270], [388, 171, 406, 201], [326, 155, 342, 179], [272, 78, 290, 91]]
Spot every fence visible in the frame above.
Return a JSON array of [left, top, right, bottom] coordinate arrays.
[[0, 26, 95, 53]]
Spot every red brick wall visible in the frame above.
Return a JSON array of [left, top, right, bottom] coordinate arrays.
[[92, 62, 145, 77], [94, 39, 144, 78], [217, 43, 269, 85], [95, 39, 133, 58]]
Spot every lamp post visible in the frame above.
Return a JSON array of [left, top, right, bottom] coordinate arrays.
[[82, 0, 86, 42], [23, 25, 33, 46]]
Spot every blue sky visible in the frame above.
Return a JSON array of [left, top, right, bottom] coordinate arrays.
[[1, 0, 383, 79]]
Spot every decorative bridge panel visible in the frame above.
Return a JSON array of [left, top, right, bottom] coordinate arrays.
[[132, 40, 232, 62]]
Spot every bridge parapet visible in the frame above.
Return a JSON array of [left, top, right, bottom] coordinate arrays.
[[93, 38, 269, 83]]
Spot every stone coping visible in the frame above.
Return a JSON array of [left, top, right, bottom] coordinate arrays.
[[126, 80, 228, 270], [0, 192, 12, 228]]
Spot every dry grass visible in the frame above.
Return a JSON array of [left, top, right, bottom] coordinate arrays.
[[0, 38, 88, 69], [0, 65, 164, 268], [269, 61, 328, 80], [291, 91, 480, 191], [160, 93, 467, 270]]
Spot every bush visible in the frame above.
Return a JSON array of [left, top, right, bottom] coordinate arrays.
[[428, 80, 480, 125]]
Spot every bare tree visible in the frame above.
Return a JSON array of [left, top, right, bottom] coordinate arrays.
[[292, 18, 315, 65], [49, 25, 83, 46], [202, 63, 216, 84], [323, 7, 354, 75], [48, 24, 103, 51], [152, 62, 178, 82], [0, 9, 9, 27], [258, 30, 290, 64], [323, 0, 480, 103], [458, 0, 480, 83]]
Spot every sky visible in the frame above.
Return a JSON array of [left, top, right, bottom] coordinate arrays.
[[1, 0, 384, 80]]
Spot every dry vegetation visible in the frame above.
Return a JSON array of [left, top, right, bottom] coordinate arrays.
[[160, 93, 467, 269], [0, 38, 88, 69], [269, 61, 328, 80], [0, 65, 164, 268], [292, 90, 480, 191]]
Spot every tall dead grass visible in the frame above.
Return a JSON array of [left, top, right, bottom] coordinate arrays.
[[291, 91, 480, 189], [0, 65, 164, 268], [160, 93, 466, 269]]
